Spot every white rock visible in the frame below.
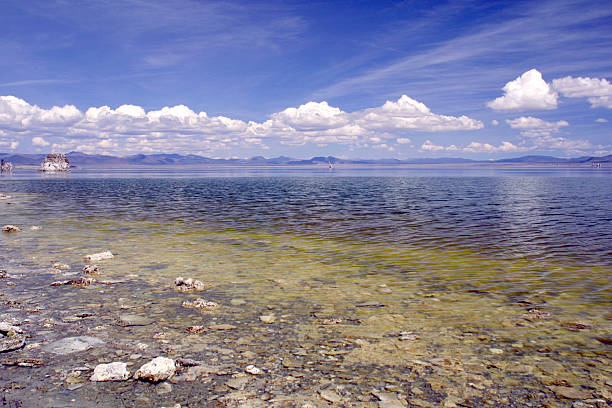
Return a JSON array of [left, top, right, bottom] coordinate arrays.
[[134, 357, 176, 382], [85, 251, 114, 261], [174, 276, 207, 292], [39, 153, 70, 172], [30, 225, 42, 230], [259, 314, 276, 324], [245, 364, 262, 375], [90, 362, 130, 381]]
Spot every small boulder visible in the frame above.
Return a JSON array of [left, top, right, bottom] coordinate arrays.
[[259, 315, 276, 324], [85, 251, 114, 261], [134, 357, 176, 382], [2, 225, 20, 233], [43, 336, 105, 355], [90, 362, 130, 382], [0, 321, 26, 353]]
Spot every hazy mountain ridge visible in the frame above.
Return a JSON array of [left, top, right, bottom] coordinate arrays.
[[1, 151, 610, 166]]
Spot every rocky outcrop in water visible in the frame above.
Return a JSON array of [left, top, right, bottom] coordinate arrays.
[[90, 362, 130, 382], [0, 159, 13, 173], [134, 357, 176, 382], [0, 321, 25, 353], [39, 153, 70, 172]]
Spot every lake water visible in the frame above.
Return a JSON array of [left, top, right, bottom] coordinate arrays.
[[1, 167, 611, 407]]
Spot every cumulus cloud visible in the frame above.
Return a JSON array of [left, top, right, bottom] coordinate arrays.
[[419, 140, 445, 152], [32, 136, 50, 147], [552, 76, 612, 108], [596, 118, 608, 123], [491, 119, 499, 125], [506, 116, 601, 153], [0, 94, 483, 155], [396, 137, 411, 144], [462, 141, 524, 153], [487, 69, 558, 111], [506, 116, 569, 138]]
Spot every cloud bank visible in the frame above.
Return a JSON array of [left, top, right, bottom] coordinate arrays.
[[0, 94, 483, 154]]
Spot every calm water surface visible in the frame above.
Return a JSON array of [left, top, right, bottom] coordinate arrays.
[[1, 166, 611, 407]]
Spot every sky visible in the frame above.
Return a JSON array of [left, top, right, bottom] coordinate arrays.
[[1, 0, 611, 159]]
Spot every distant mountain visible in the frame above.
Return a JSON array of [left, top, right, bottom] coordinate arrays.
[[1, 151, 610, 167]]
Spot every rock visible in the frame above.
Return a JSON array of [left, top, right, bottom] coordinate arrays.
[[186, 325, 206, 334], [0, 323, 26, 353], [90, 362, 130, 381], [225, 376, 249, 390], [0, 193, 12, 199], [522, 309, 551, 321], [156, 382, 173, 394], [259, 314, 276, 324], [0, 161, 14, 173], [174, 276, 208, 292], [549, 386, 593, 399], [52, 263, 70, 270], [208, 323, 236, 330], [372, 391, 405, 408], [85, 251, 114, 261], [182, 299, 219, 310], [134, 357, 176, 382], [30, 226, 42, 230], [2, 225, 20, 233], [355, 300, 384, 308], [51, 277, 94, 287], [43, 336, 105, 355], [319, 389, 343, 403], [489, 348, 504, 354], [83, 265, 99, 274], [117, 314, 154, 327], [39, 153, 70, 172], [230, 298, 247, 306], [595, 336, 612, 345], [0, 270, 8, 278], [245, 364, 262, 375]]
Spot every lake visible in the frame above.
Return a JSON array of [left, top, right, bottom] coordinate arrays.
[[1, 166, 611, 407]]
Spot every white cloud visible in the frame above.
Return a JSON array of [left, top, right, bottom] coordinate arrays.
[[32, 136, 50, 147], [506, 116, 601, 153], [596, 118, 608, 123], [420, 140, 445, 152], [552, 76, 612, 108], [357, 95, 483, 132], [462, 141, 524, 153], [491, 119, 499, 125], [487, 69, 558, 111], [0, 94, 485, 155], [10, 141, 18, 149], [506, 116, 569, 137]]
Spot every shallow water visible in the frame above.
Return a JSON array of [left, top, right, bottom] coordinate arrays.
[[1, 167, 611, 407]]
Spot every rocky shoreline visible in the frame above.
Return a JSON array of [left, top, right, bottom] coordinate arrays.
[[1, 200, 611, 407]]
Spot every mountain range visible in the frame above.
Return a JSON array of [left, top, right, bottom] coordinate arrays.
[[1, 151, 611, 166]]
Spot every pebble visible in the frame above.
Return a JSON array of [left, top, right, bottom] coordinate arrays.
[[90, 362, 130, 382], [319, 389, 343, 403], [156, 382, 173, 394], [549, 386, 592, 400], [489, 348, 504, 354], [182, 299, 219, 310], [117, 314, 154, 327], [259, 314, 276, 324]]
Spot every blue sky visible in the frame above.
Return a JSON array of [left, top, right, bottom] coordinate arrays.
[[1, 0, 611, 159]]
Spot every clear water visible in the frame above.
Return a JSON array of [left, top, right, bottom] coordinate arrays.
[[1, 167, 611, 407]]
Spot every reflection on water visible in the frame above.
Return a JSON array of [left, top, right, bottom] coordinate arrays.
[[1, 168, 611, 407]]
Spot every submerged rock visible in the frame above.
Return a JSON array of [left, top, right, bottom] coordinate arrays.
[[117, 314, 154, 327], [85, 250, 114, 261], [182, 299, 219, 310], [174, 276, 208, 292], [39, 153, 70, 172], [90, 362, 130, 382], [51, 277, 94, 287], [259, 314, 276, 324], [83, 265, 99, 274], [2, 225, 21, 233], [134, 357, 176, 382], [43, 336, 105, 355], [0, 322, 25, 353]]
